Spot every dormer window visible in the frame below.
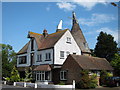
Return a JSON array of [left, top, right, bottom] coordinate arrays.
[[66, 37, 71, 44], [31, 39, 34, 51]]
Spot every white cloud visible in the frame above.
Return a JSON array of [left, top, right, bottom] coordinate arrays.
[[96, 27, 118, 41], [79, 13, 115, 26], [56, 0, 110, 11], [56, 2, 76, 11], [72, 0, 107, 10]]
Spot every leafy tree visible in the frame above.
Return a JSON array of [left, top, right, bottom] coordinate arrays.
[[10, 66, 20, 82], [90, 49, 96, 56], [1, 44, 16, 77], [94, 32, 117, 62], [24, 67, 33, 82], [100, 70, 112, 86], [76, 70, 97, 89], [111, 53, 120, 76]]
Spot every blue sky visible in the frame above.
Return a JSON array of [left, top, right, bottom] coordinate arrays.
[[2, 2, 118, 52]]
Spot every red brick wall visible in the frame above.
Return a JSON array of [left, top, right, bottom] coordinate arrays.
[[61, 56, 82, 84]]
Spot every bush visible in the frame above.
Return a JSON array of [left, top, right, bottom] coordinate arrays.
[[89, 74, 98, 88], [100, 70, 112, 86], [10, 66, 20, 82], [24, 67, 33, 82], [76, 70, 98, 89]]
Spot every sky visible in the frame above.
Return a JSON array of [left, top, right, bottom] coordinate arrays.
[[2, 1, 119, 52]]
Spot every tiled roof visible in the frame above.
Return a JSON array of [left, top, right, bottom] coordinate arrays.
[[69, 54, 113, 70], [17, 41, 30, 54], [17, 29, 68, 54], [33, 65, 51, 71], [71, 23, 91, 53]]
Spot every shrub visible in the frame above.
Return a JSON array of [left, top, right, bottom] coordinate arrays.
[[76, 70, 98, 89], [89, 74, 98, 88], [10, 66, 20, 82], [100, 70, 112, 86], [24, 67, 33, 82]]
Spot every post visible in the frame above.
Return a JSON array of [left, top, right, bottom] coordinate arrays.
[[35, 83, 37, 88], [13, 82, 16, 86], [24, 82, 26, 87], [4, 81, 6, 85], [73, 80, 75, 89]]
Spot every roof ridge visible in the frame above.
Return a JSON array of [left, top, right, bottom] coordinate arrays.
[[29, 31, 42, 35], [49, 29, 68, 36]]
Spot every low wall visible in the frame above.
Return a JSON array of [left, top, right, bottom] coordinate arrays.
[[13, 80, 75, 89]]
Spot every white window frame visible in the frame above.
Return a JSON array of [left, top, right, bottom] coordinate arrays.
[[45, 53, 51, 61], [60, 70, 67, 80], [60, 51, 64, 59], [66, 37, 71, 44], [36, 71, 51, 81], [37, 54, 42, 62]]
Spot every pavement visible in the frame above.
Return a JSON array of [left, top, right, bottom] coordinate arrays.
[[1, 84, 120, 90]]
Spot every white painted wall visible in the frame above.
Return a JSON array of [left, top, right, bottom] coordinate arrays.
[[54, 30, 81, 65], [33, 48, 53, 65], [17, 30, 81, 67]]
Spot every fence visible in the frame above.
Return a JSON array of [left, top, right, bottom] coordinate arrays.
[[3, 80, 75, 89]]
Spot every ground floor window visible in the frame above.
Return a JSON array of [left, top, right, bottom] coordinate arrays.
[[60, 70, 67, 80], [36, 71, 51, 81]]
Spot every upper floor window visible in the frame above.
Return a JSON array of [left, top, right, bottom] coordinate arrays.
[[19, 56, 27, 64], [66, 51, 70, 57], [37, 54, 42, 62], [66, 37, 71, 44], [60, 70, 67, 80], [31, 39, 34, 51], [45, 53, 51, 61], [60, 51, 64, 59]]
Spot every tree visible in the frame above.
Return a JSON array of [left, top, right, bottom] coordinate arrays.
[[10, 66, 20, 82], [94, 32, 117, 62], [1, 44, 16, 77], [24, 67, 33, 82], [111, 53, 120, 76], [76, 70, 97, 89]]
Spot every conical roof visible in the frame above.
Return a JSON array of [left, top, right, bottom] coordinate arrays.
[[71, 12, 91, 54]]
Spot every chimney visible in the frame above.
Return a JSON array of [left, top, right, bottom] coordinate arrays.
[[43, 29, 48, 37]]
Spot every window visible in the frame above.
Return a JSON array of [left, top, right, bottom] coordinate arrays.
[[60, 51, 64, 59], [60, 71, 67, 80], [19, 56, 27, 64], [31, 39, 34, 51], [66, 37, 71, 44], [45, 53, 51, 61], [66, 51, 70, 57], [37, 54, 42, 62], [73, 52, 76, 54], [36, 71, 51, 81]]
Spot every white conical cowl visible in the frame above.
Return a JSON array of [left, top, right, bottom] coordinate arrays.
[[57, 20, 62, 30]]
